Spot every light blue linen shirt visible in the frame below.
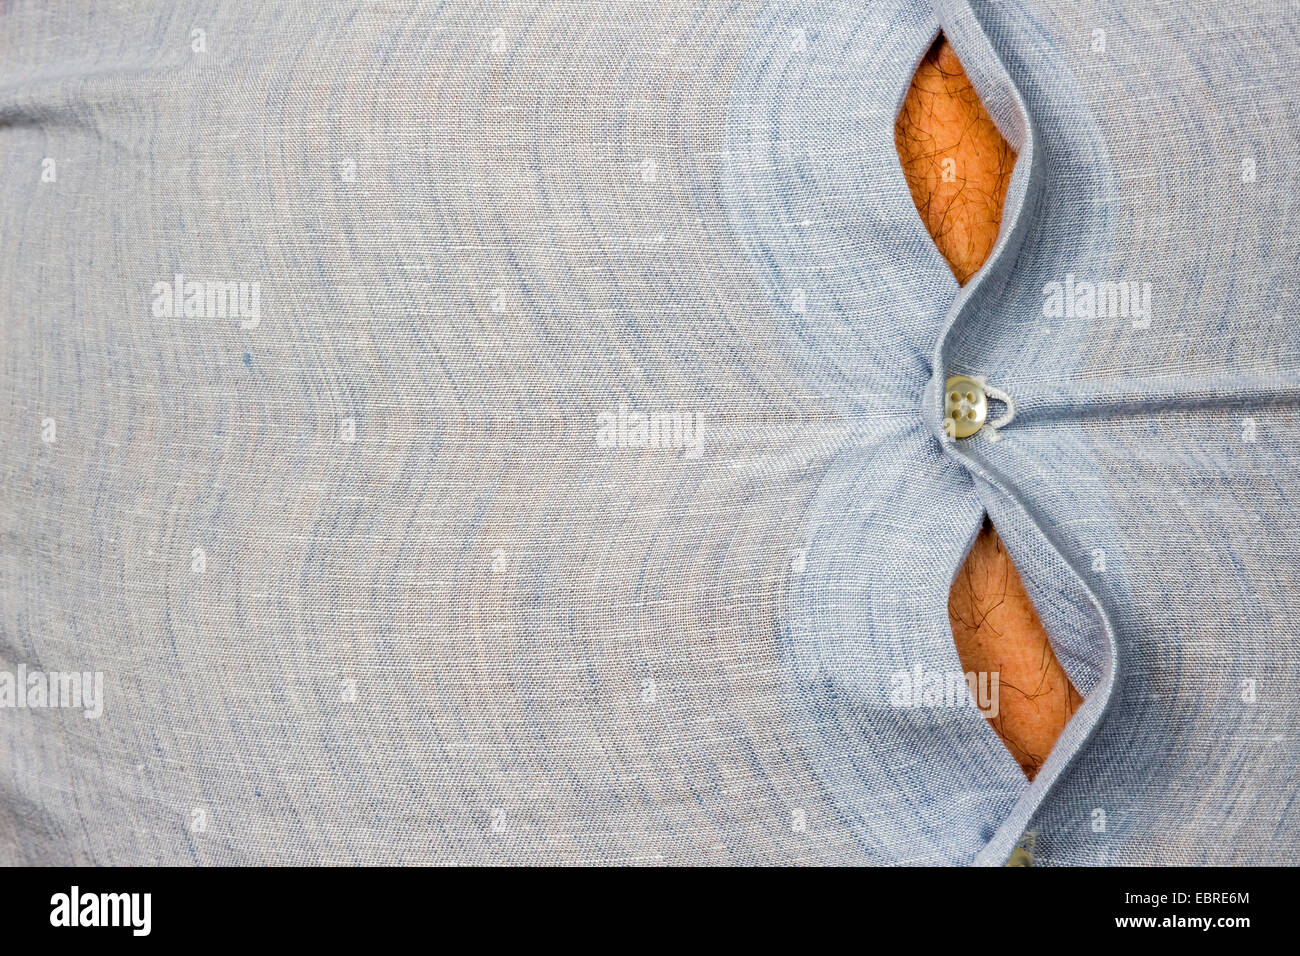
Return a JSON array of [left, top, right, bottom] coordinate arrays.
[[1, 0, 1296, 865]]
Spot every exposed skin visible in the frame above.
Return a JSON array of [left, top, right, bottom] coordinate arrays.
[[895, 37, 1082, 779]]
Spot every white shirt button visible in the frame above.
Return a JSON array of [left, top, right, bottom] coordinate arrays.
[[944, 375, 987, 439]]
